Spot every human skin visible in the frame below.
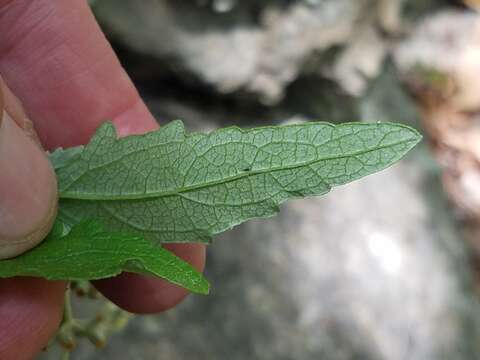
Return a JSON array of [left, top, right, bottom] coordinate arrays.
[[0, 1, 206, 359]]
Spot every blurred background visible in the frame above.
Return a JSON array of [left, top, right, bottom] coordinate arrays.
[[43, 0, 480, 359]]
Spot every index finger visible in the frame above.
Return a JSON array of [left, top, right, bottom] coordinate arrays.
[[0, 0, 158, 149]]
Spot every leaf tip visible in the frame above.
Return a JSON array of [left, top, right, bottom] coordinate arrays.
[[401, 124, 423, 152], [196, 279, 211, 295]]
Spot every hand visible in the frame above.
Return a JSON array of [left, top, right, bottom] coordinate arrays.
[[0, 1, 205, 359]]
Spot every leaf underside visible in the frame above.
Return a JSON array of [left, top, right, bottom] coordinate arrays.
[[53, 120, 421, 245]]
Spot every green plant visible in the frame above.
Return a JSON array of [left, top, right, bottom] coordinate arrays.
[[0, 120, 421, 358]]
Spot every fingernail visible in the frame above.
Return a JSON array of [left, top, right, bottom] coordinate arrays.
[[0, 112, 57, 259]]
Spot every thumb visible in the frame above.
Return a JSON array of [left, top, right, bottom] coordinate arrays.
[[0, 88, 57, 260]]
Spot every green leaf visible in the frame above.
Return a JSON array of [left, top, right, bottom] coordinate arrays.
[[53, 120, 421, 244], [0, 220, 210, 295], [48, 146, 84, 170]]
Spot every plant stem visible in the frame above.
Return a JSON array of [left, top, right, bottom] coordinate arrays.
[[64, 286, 73, 323], [58, 285, 76, 352], [61, 349, 70, 360], [52, 284, 133, 357]]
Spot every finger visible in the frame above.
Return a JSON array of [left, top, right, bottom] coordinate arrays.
[[0, 82, 57, 260], [0, 77, 64, 359], [0, 278, 64, 360], [0, 0, 158, 150], [0, 0, 205, 313], [0, 76, 43, 145]]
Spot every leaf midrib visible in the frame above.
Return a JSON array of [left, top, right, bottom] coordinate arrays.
[[59, 137, 417, 201]]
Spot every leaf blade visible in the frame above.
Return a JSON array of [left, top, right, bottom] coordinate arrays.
[[53, 121, 421, 244], [0, 220, 210, 295]]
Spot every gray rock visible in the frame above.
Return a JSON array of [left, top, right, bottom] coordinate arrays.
[[360, 61, 421, 128], [92, 0, 421, 103]]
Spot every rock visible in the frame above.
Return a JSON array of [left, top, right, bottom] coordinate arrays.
[[359, 61, 420, 127], [92, 0, 422, 103]]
